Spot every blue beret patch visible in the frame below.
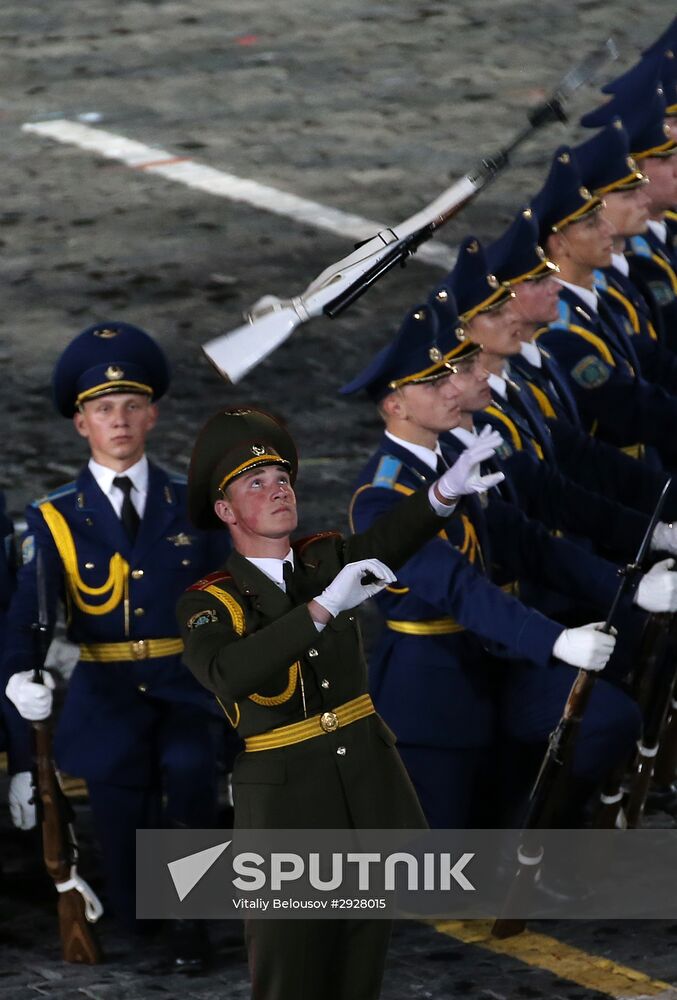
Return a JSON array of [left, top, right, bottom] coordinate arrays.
[[571, 356, 611, 389], [647, 281, 675, 308], [21, 535, 35, 565], [187, 609, 218, 629]]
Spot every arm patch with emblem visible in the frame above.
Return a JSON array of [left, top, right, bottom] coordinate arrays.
[[187, 608, 218, 629], [571, 355, 611, 389]]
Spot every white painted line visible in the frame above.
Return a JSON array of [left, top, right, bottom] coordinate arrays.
[[21, 119, 455, 269]]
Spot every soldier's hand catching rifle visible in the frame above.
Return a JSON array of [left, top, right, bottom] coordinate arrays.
[[312, 559, 397, 619], [634, 558, 677, 613], [6, 669, 55, 721], [552, 622, 616, 672], [434, 426, 505, 505]]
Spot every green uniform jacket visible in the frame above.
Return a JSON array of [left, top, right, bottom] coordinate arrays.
[[177, 486, 448, 831]]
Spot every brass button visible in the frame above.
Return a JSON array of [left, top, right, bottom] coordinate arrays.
[[137, 683, 148, 693], [134, 607, 145, 617], [85, 562, 95, 570], [336, 746, 346, 756], [181, 558, 191, 567], [320, 711, 339, 733], [321, 679, 330, 689], [308, 648, 319, 658], [131, 569, 144, 579]]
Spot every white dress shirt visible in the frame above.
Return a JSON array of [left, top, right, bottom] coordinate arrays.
[[519, 340, 542, 368], [647, 219, 668, 245], [611, 252, 630, 277], [554, 278, 598, 315], [89, 454, 149, 519]]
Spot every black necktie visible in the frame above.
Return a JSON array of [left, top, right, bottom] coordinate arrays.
[[282, 559, 295, 597], [113, 476, 140, 542]]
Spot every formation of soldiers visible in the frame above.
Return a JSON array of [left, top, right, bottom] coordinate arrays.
[[2, 14, 677, 1000]]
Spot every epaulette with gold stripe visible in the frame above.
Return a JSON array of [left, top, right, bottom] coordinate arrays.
[[187, 570, 233, 592], [294, 531, 341, 556]]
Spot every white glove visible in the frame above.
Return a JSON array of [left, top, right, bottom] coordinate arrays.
[[552, 622, 616, 672], [651, 522, 677, 556], [635, 558, 677, 613], [5, 670, 55, 721], [436, 426, 505, 500], [314, 559, 396, 618], [8, 771, 36, 830]]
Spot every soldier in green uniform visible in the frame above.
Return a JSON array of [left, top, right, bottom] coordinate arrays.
[[177, 403, 504, 1000]]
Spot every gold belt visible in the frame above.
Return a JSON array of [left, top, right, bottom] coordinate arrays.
[[386, 583, 519, 637], [244, 693, 375, 752], [387, 617, 464, 636], [79, 638, 184, 662]]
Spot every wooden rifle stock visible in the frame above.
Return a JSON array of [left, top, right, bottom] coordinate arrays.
[[33, 719, 102, 963]]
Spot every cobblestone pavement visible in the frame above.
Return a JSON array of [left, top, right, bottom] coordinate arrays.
[[2, 0, 677, 996]]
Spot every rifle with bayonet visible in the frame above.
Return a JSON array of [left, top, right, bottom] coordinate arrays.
[[491, 476, 672, 939], [31, 549, 103, 963], [202, 39, 618, 383]]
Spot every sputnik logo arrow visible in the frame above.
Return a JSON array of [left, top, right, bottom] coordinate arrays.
[[167, 841, 231, 901]]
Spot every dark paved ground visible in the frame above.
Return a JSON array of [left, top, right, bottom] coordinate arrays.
[[2, 1, 677, 996]]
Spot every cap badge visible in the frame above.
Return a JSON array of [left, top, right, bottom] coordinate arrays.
[[413, 309, 425, 321], [467, 239, 479, 254], [429, 347, 443, 362], [105, 365, 124, 380], [456, 326, 466, 341], [579, 186, 592, 200], [487, 274, 499, 290], [536, 245, 546, 262], [436, 289, 448, 302], [94, 328, 119, 339], [251, 444, 266, 456], [558, 151, 571, 164], [522, 207, 533, 219]]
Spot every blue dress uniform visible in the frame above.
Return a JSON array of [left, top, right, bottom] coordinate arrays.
[[581, 70, 677, 351], [341, 300, 640, 828], [573, 119, 677, 390], [0, 492, 16, 754], [485, 208, 676, 516], [1, 323, 228, 929], [528, 145, 677, 468]]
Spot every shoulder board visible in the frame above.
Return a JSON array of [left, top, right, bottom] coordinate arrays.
[[628, 236, 652, 259], [188, 570, 233, 592], [592, 269, 608, 291], [665, 210, 677, 223], [294, 531, 341, 556], [31, 482, 77, 508], [549, 299, 571, 332], [371, 454, 402, 489]]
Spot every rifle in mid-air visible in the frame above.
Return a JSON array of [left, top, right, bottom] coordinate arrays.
[[491, 477, 673, 939], [31, 549, 103, 963], [202, 39, 618, 383]]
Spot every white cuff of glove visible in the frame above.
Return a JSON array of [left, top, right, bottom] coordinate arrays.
[[634, 557, 677, 613], [5, 670, 55, 721], [8, 771, 36, 830], [428, 483, 457, 517], [651, 522, 677, 556]]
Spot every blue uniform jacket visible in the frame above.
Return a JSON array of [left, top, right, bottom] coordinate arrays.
[[350, 436, 565, 749], [509, 346, 673, 517], [537, 286, 677, 465], [1, 462, 229, 782], [471, 413, 651, 564], [595, 268, 677, 394], [626, 231, 677, 354]]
